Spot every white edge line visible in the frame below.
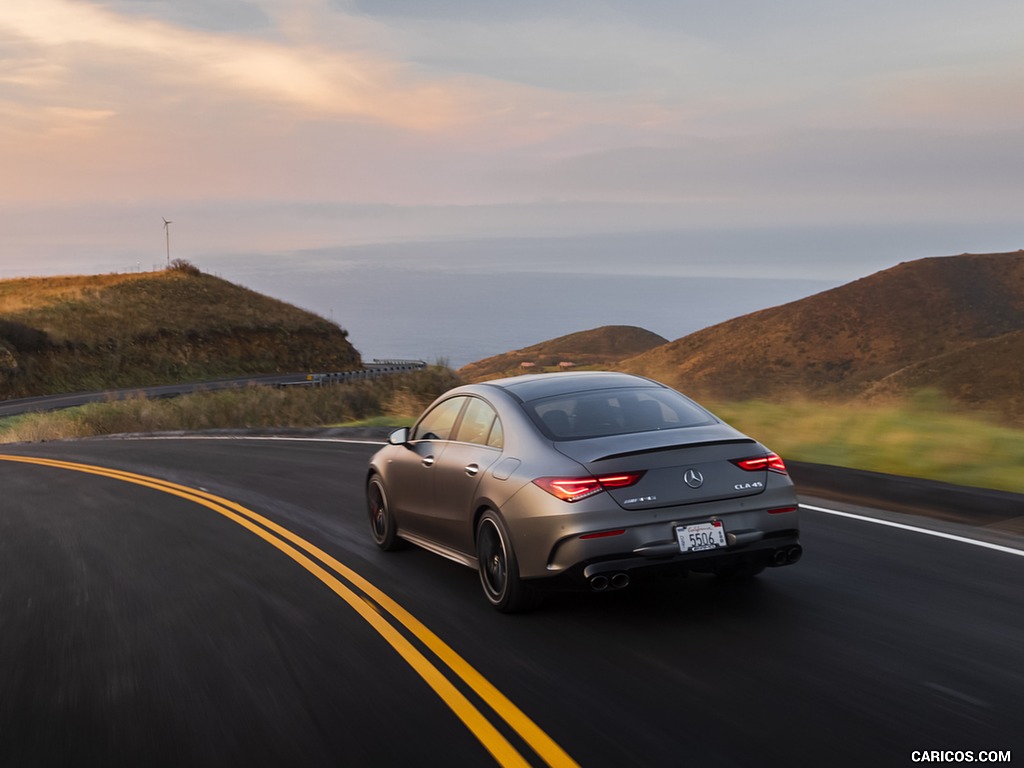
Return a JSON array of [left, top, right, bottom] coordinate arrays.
[[801, 503, 1024, 558]]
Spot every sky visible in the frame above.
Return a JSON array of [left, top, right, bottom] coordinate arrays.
[[2, 1, 1023, 325]]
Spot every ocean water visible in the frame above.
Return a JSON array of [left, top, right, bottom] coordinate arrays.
[[205, 223, 1023, 369], [224, 260, 835, 368]]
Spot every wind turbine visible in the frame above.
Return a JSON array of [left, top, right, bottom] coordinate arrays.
[[162, 217, 173, 266]]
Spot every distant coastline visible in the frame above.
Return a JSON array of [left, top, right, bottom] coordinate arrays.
[[233, 267, 835, 368]]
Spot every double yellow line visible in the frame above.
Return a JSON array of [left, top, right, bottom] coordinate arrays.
[[0, 455, 578, 768]]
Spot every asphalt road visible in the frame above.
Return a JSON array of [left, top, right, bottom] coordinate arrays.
[[1, 437, 1021, 767]]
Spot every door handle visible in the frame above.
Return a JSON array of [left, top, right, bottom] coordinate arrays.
[[464, 463, 480, 476], [422, 456, 435, 467]]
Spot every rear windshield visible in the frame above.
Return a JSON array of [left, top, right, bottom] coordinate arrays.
[[525, 387, 717, 440]]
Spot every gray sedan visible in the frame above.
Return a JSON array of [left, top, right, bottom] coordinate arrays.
[[366, 372, 801, 612]]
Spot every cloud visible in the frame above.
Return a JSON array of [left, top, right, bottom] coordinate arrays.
[[2, 0, 1023, 221], [0, 1, 527, 202], [496, 127, 1024, 225], [0, 0, 492, 132]]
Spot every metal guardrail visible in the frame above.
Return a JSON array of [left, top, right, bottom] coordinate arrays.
[[367, 359, 428, 367], [299, 359, 427, 387]]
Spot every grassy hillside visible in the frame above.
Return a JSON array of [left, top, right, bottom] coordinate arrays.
[[710, 396, 1024, 494], [447, 252, 1024, 491], [458, 325, 668, 381], [619, 252, 1024, 423], [861, 329, 1024, 414], [0, 264, 360, 397]]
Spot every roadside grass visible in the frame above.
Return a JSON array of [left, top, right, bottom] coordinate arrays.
[[335, 414, 416, 428], [710, 393, 1024, 494], [0, 367, 459, 443]]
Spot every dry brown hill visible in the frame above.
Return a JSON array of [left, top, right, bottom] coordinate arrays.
[[0, 264, 360, 397], [458, 325, 668, 382], [619, 251, 1024, 419], [861, 329, 1024, 415]]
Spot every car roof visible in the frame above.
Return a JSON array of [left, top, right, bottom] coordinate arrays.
[[480, 371, 663, 402]]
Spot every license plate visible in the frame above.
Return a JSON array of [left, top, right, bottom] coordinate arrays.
[[676, 521, 727, 552]]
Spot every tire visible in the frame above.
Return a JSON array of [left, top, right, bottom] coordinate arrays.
[[367, 475, 404, 551], [476, 510, 541, 613]]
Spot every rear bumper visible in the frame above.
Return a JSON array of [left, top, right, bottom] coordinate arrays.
[[529, 529, 802, 591], [504, 479, 801, 580]]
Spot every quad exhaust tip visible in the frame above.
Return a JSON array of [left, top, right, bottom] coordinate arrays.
[[588, 547, 801, 591], [772, 545, 803, 566], [589, 573, 630, 591]]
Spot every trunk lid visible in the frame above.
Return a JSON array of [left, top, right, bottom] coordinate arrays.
[[553, 424, 769, 509]]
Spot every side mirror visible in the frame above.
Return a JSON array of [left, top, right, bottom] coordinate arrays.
[[388, 427, 410, 445]]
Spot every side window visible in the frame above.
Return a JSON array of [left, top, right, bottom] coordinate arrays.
[[454, 397, 502, 448], [412, 397, 466, 441]]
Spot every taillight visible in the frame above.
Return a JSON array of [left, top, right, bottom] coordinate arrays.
[[594, 473, 645, 488], [533, 477, 602, 501], [733, 453, 788, 475], [533, 472, 645, 502]]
